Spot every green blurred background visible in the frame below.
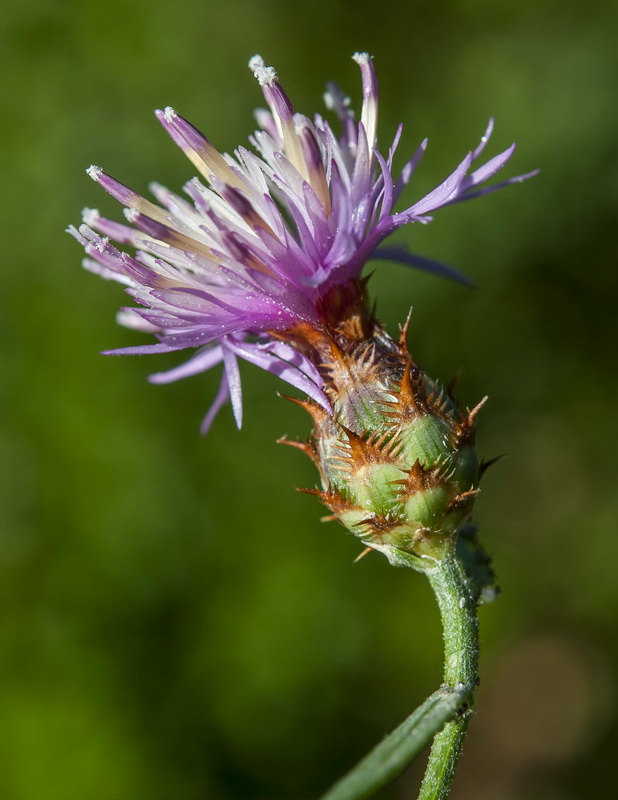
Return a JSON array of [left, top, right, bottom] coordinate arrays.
[[2, 1, 617, 798]]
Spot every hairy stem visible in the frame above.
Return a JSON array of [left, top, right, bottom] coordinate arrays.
[[417, 552, 479, 800], [319, 549, 479, 800]]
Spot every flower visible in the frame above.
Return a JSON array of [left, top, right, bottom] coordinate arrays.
[[69, 53, 535, 434]]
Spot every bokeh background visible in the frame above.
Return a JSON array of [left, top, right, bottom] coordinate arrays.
[[2, 1, 617, 798]]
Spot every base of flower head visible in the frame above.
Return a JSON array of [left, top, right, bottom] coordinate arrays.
[[281, 306, 490, 563]]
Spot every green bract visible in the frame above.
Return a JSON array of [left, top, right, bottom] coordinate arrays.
[[282, 302, 487, 565]]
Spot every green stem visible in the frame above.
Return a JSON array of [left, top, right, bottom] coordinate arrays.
[[319, 549, 479, 800], [319, 685, 471, 800], [417, 552, 479, 800]]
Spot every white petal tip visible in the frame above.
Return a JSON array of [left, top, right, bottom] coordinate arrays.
[[80, 224, 109, 252], [81, 207, 100, 225], [118, 311, 158, 332], [249, 54, 277, 86], [323, 89, 351, 111], [123, 208, 139, 222]]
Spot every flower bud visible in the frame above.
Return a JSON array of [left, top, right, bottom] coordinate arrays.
[[283, 295, 486, 564]]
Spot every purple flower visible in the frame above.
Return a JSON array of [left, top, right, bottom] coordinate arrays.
[[69, 53, 535, 433]]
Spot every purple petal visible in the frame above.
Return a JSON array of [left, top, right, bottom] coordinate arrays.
[[350, 122, 372, 206], [393, 139, 428, 202], [458, 144, 516, 193], [447, 169, 540, 206], [222, 345, 243, 428], [387, 123, 404, 169], [81, 208, 138, 245], [373, 245, 475, 287], [352, 52, 378, 153], [103, 341, 192, 356], [200, 371, 230, 435], [374, 150, 394, 221], [404, 152, 473, 217], [224, 339, 330, 413], [471, 118, 494, 161], [148, 345, 224, 384], [87, 166, 168, 223], [254, 108, 280, 143], [323, 82, 357, 150]]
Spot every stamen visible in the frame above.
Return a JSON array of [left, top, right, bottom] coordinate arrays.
[[124, 208, 217, 260], [82, 207, 145, 246], [156, 108, 246, 191], [248, 55, 277, 86], [352, 52, 378, 157], [87, 166, 173, 225], [81, 207, 100, 227], [249, 56, 309, 182], [219, 185, 277, 237], [219, 229, 274, 276], [296, 121, 331, 216]]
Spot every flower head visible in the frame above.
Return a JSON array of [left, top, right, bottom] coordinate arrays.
[[70, 53, 536, 562], [69, 53, 534, 434]]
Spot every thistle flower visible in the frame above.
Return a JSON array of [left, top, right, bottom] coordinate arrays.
[[69, 53, 535, 562]]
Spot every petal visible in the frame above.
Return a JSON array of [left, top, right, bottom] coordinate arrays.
[[459, 144, 516, 193], [404, 152, 473, 217], [200, 371, 231, 435], [224, 339, 331, 413], [372, 245, 475, 287], [222, 345, 243, 428], [148, 345, 224, 384]]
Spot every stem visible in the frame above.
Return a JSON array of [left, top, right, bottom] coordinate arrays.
[[417, 552, 479, 800], [319, 685, 471, 800], [319, 549, 479, 800]]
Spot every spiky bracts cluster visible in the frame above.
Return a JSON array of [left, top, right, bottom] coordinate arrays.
[[281, 297, 487, 562]]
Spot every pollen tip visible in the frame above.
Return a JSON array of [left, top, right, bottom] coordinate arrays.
[[352, 52, 372, 64], [163, 106, 177, 122], [249, 54, 277, 86], [88, 231, 109, 252], [81, 207, 100, 225], [86, 165, 102, 181], [123, 208, 139, 222]]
